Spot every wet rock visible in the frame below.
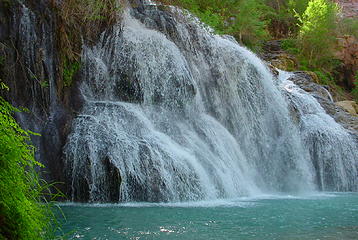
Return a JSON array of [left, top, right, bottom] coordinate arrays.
[[115, 73, 144, 103], [288, 71, 358, 135], [267, 63, 279, 77], [288, 71, 332, 101], [41, 106, 73, 197], [102, 157, 121, 202], [0, 0, 83, 197]]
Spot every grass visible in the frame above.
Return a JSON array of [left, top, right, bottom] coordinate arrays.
[[63, 59, 80, 87], [56, 0, 120, 88]]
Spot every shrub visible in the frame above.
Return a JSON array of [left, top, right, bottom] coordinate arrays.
[[264, 0, 309, 38], [352, 71, 358, 102], [57, 0, 119, 60], [288, 0, 310, 18], [338, 17, 358, 39], [63, 59, 80, 87], [56, 0, 120, 88], [281, 38, 300, 54], [296, 0, 339, 68], [227, 0, 270, 50], [157, 0, 270, 50], [0, 85, 54, 239]]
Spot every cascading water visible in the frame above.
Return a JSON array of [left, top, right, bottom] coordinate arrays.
[[281, 76, 358, 191], [64, 3, 357, 202]]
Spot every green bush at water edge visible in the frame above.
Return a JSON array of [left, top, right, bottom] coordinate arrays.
[[0, 83, 59, 239]]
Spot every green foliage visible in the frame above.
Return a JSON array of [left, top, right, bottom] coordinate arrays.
[[313, 70, 334, 85], [0, 0, 13, 8], [63, 59, 80, 87], [288, 0, 309, 17], [40, 80, 49, 88], [227, 0, 270, 50], [158, 0, 270, 50], [352, 71, 358, 102], [57, 0, 119, 89], [0, 81, 9, 90], [296, 0, 339, 68], [0, 88, 53, 239], [281, 38, 343, 91], [338, 18, 358, 39], [278, 1, 358, 97], [281, 38, 300, 54], [263, 0, 308, 37]]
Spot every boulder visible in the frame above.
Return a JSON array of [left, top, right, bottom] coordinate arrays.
[[336, 101, 358, 116]]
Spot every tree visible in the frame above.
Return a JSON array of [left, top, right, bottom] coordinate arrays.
[[263, 0, 309, 38], [296, 0, 339, 68], [158, 0, 270, 50], [228, 0, 269, 49]]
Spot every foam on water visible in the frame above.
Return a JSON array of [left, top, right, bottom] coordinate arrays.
[[58, 192, 342, 209]]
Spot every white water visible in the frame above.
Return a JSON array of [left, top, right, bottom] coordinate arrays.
[[281, 76, 358, 191], [64, 5, 357, 202], [59, 192, 340, 208]]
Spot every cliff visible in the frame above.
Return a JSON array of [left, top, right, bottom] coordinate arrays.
[[1, 0, 357, 202]]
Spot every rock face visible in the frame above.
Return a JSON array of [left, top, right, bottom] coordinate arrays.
[[335, 0, 358, 18], [1, 0, 357, 202], [335, 35, 358, 90], [0, 0, 82, 197], [336, 101, 358, 116], [261, 40, 298, 71], [288, 72, 332, 101]]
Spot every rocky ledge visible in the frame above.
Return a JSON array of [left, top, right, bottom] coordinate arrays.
[[288, 71, 358, 136], [261, 40, 298, 71]]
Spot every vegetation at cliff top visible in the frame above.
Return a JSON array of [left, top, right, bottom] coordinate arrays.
[[296, 0, 338, 68], [0, 84, 60, 239], [159, 0, 270, 50], [57, 0, 119, 88], [157, 0, 358, 101], [52, 0, 358, 100]]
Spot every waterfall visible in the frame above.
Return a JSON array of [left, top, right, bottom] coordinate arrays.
[[63, 4, 357, 202], [282, 77, 358, 191]]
